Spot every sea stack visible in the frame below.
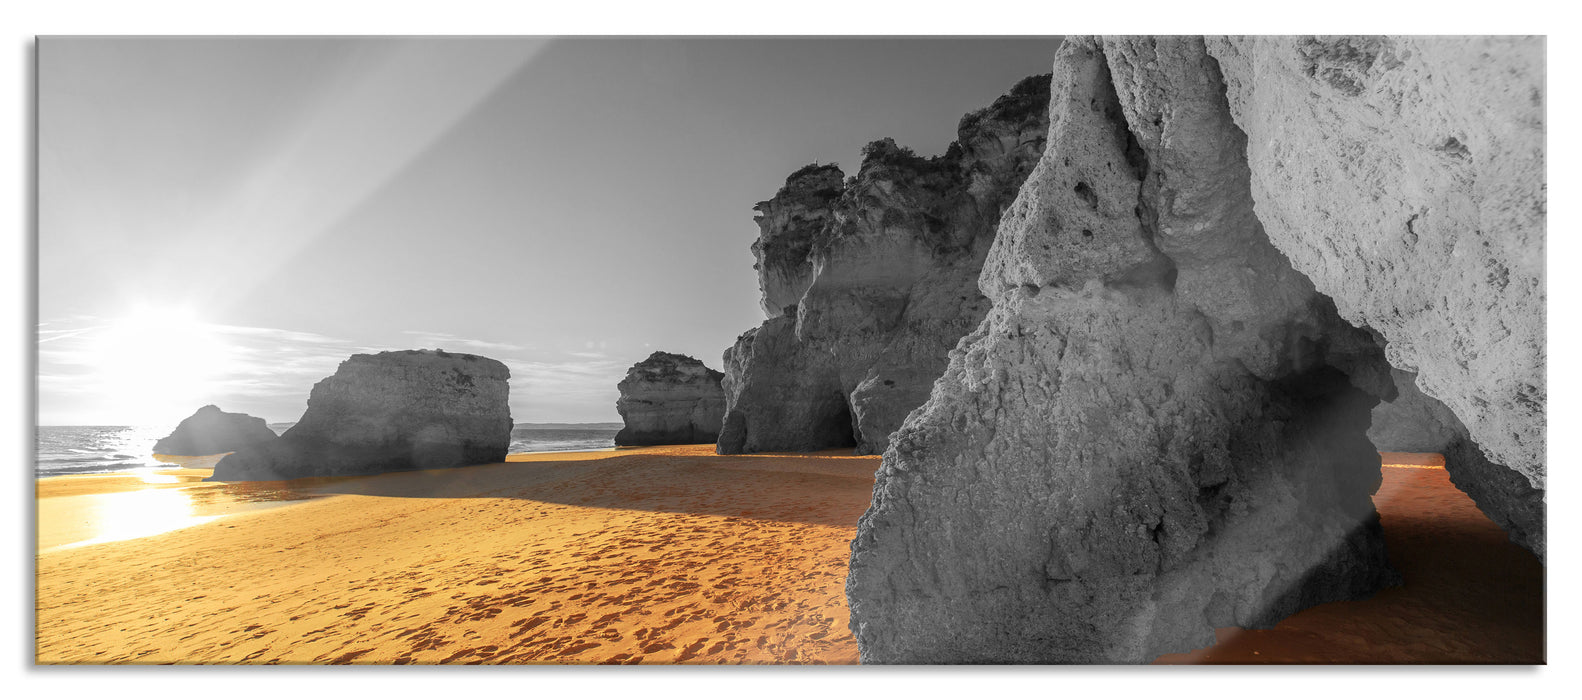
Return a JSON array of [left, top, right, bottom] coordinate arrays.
[[209, 350, 512, 481], [614, 351, 726, 446], [152, 405, 278, 456], [846, 35, 1544, 663], [718, 73, 1052, 455]]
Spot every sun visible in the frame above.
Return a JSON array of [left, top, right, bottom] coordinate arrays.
[[86, 305, 232, 426]]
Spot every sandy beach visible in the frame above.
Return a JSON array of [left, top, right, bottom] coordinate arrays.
[[35, 448, 1541, 664], [37, 446, 872, 664]]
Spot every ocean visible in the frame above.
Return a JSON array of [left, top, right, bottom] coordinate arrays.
[[34, 423, 622, 478]]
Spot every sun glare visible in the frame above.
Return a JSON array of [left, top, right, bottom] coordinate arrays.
[[48, 489, 220, 551], [87, 305, 232, 426]]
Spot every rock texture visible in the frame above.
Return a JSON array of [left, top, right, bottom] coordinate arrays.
[[614, 352, 726, 446], [209, 350, 511, 481], [1207, 36, 1545, 491], [719, 74, 1052, 455], [152, 405, 277, 456], [848, 37, 1406, 664], [847, 35, 1544, 663]]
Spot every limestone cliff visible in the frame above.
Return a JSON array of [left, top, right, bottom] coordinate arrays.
[[209, 350, 512, 481], [750, 164, 844, 318], [153, 405, 277, 456], [719, 73, 1051, 455], [614, 352, 726, 446], [847, 35, 1544, 663]]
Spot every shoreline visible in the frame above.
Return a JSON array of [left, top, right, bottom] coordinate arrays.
[[33, 444, 624, 481], [35, 448, 1540, 664]]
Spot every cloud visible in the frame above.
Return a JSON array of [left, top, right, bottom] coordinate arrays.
[[37, 324, 108, 344], [400, 329, 527, 353], [211, 324, 351, 345], [36, 315, 626, 425], [504, 357, 625, 399]]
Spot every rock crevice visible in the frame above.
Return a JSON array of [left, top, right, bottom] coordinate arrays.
[[848, 36, 1412, 664], [846, 35, 1544, 664]]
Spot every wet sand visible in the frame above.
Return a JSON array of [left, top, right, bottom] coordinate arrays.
[[1156, 452, 1545, 664], [35, 447, 1541, 664]]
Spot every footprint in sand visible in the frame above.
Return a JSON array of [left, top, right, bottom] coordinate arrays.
[[559, 641, 603, 656], [675, 639, 708, 662], [328, 648, 374, 664]]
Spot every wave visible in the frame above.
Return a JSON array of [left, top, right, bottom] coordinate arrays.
[[36, 461, 170, 476], [37, 424, 624, 477]]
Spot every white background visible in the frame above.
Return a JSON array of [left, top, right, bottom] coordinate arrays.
[[4, 1, 1575, 697]]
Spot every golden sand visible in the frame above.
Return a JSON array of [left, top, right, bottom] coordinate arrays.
[[36, 445, 874, 664], [36, 448, 1541, 664]]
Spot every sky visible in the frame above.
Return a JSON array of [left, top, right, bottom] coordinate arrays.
[[37, 36, 1063, 426]]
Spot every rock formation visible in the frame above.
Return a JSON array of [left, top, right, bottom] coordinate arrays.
[[848, 35, 1543, 664], [209, 350, 512, 481], [1207, 36, 1545, 486], [152, 405, 278, 456], [1207, 36, 1546, 559], [719, 73, 1052, 455], [614, 351, 726, 446]]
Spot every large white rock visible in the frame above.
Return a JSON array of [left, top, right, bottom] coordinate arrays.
[[210, 350, 512, 481], [614, 352, 726, 446], [1207, 36, 1545, 489], [846, 35, 1545, 664]]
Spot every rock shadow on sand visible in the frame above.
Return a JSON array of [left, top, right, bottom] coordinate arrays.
[[221, 446, 879, 529]]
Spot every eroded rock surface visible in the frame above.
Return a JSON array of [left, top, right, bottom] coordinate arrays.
[[210, 350, 511, 481], [152, 405, 277, 456], [1207, 36, 1545, 491], [751, 164, 844, 318], [847, 37, 1402, 664], [847, 34, 1545, 663], [614, 352, 726, 446], [719, 74, 1051, 455]]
